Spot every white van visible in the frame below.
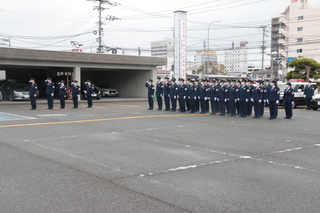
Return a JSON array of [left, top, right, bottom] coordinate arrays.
[[278, 82, 318, 108]]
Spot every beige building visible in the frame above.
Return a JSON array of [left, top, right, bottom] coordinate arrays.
[[271, 0, 320, 78], [151, 37, 174, 77]]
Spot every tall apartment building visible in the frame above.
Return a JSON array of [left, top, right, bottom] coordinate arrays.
[[151, 38, 174, 76], [271, 0, 320, 76], [193, 50, 218, 71], [224, 41, 248, 76]]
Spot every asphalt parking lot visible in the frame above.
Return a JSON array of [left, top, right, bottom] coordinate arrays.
[[0, 99, 319, 213]]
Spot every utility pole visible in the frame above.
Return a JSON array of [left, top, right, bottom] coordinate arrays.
[[203, 40, 206, 79], [261, 25, 267, 80], [87, 0, 120, 53]]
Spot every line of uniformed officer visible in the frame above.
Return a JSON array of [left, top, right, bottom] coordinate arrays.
[[147, 77, 291, 120]]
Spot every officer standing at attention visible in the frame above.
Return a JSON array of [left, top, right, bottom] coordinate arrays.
[[205, 79, 211, 113], [178, 78, 187, 112], [71, 80, 81, 108], [268, 80, 280, 120], [145, 79, 155, 110], [163, 77, 171, 111], [260, 81, 265, 117], [199, 79, 207, 114], [239, 79, 249, 117], [44, 77, 55, 110], [210, 79, 217, 115], [283, 82, 295, 119], [304, 80, 314, 110], [85, 80, 95, 108], [235, 80, 241, 114], [195, 79, 201, 111], [219, 80, 227, 116], [214, 79, 221, 115], [252, 80, 264, 118], [247, 80, 254, 116], [225, 80, 231, 114], [228, 79, 237, 116], [189, 79, 197, 113], [264, 80, 271, 107], [29, 78, 38, 110], [58, 80, 67, 109], [186, 78, 191, 111], [169, 78, 178, 112], [156, 77, 164, 111]]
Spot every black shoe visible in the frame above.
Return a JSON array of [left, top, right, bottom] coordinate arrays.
[[210, 113, 216, 115], [284, 117, 291, 119], [164, 109, 170, 111], [170, 110, 176, 112], [189, 111, 195, 113], [268, 118, 273, 120], [30, 108, 36, 110], [147, 108, 153, 110], [47, 108, 52, 110], [180, 111, 185, 113], [60, 108, 64, 109], [87, 106, 92, 108], [157, 109, 162, 111], [73, 107, 78, 109], [199, 112, 206, 114]]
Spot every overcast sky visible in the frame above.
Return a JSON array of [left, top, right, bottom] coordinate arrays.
[[1, 0, 319, 66]]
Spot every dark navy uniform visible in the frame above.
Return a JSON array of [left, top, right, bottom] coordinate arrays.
[[178, 80, 187, 112], [189, 81, 197, 113], [235, 82, 241, 115], [44, 79, 55, 109], [219, 81, 227, 115], [58, 82, 67, 109], [29, 79, 38, 110], [71, 81, 80, 108], [284, 83, 294, 119], [85, 82, 95, 108], [145, 80, 155, 110], [247, 82, 254, 116], [199, 81, 207, 114], [238, 82, 249, 117], [210, 81, 217, 115], [156, 79, 164, 110], [225, 83, 231, 114], [163, 78, 171, 111], [304, 83, 315, 110], [228, 83, 237, 116], [268, 81, 280, 119], [214, 82, 221, 114], [195, 81, 201, 111], [252, 81, 264, 118], [205, 82, 210, 113], [169, 79, 178, 111], [260, 83, 266, 116], [264, 82, 272, 107]]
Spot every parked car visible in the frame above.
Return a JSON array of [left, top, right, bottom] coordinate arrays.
[[0, 91, 2, 101], [81, 84, 101, 100], [278, 82, 318, 108], [98, 84, 118, 97], [311, 93, 320, 110], [0, 80, 30, 101]]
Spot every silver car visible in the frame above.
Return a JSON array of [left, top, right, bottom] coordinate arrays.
[[98, 84, 118, 97]]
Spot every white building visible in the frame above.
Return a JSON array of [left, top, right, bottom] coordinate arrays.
[[224, 42, 248, 76], [151, 37, 174, 76], [193, 50, 218, 71], [271, 0, 320, 77]]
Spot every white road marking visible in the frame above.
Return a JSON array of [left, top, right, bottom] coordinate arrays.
[[37, 114, 67, 117]]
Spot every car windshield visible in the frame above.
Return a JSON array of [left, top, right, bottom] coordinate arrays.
[[278, 84, 287, 92], [11, 83, 29, 90], [99, 85, 111, 88]]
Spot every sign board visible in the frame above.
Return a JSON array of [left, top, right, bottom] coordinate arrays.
[[288, 57, 297, 63], [174, 11, 187, 80], [196, 50, 216, 55]]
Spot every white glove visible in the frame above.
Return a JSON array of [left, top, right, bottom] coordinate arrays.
[[214, 97, 217, 101], [235, 99, 237, 103], [174, 96, 176, 99], [204, 97, 207, 101], [151, 95, 153, 98], [237, 98, 240, 101], [264, 99, 267, 103], [160, 94, 163, 97], [276, 100, 279, 105], [225, 99, 227, 102], [77, 95, 80, 98], [51, 93, 54, 97], [303, 95, 306, 98], [267, 100, 269, 104], [292, 102, 294, 106], [259, 99, 262, 103], [194, 97, 197, 100], [251, 98, 254, 102], [188, 96, 190, 99], [246, 99, 248, 102], [34, 94, 36, 97], [198, 96, 200, 99], [183, 96, 186, 99], [208, 97, 211, 101], [168, 94, 171, 98]]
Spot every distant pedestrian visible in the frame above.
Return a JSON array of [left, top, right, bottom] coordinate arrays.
[[284, 82, 294, 119], [29, 78, 38, 110], [145, 79, 155, 110], [304, 80, 315, 110]]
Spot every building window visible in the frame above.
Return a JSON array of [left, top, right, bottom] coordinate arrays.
[[297, 27, 303, 31], [296, 49, 303, 53], [298, 16, 304, 20], [297, 38, 303, 42]]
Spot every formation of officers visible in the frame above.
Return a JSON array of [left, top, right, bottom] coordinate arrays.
[[146, 77, 296, 120], [28, 77, 95, 110]]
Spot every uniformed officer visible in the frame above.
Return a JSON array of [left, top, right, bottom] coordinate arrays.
[[228, 79, 237, 116], [304, 80, 315, 110], [195, 79, 201, 111], [199, 79, 207, 114], [214, 79, 220, 115], [145, 79, 155, 110], [210, 79, 217, 115], [252, 80, 264, 118], [268, 80, 280, 120], [189, 79, 197, 113], [163, 77, 171, 111], [235, 80, 241, 114], [29, 78, 38, 110], [225, 80, 231, 114], [169, 78, 178, 112], [239, 79, 249, 117], [58, 80, 67, 109], [219, 80, 227, 116], [283, 82, 294, 119], [186, 78, 191, 111], [85, 80, 95, 108], [156, 77, 164, 110], [247, 80, 254, 116], [44, 77, 55, 110], [264, 80, 271, 108], [178, 78, 187, 112], [204, 79, 210, 113], [71, 80, 81, 108]]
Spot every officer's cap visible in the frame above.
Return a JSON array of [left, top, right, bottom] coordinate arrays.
[[180, 78, 185, 81], [164, 76, 169, 80], [201, 79, 205, 82], [220, 80, 226, 83], [231, 79, 236, 82], [265, 80, 270, 82], [212, 79, 216, 82], [61, 80, 65, 83], [171, 78, 176, 82], [256, 80, 262, 84], [187, 78, 191, 81], [227, 80, 231, 83], [286, 82, 291, 86], [149, 79, 153, 82], [30, 77, 35, 80], [237, 80, 241, 83], [195, 78, 199, 82], [271, 80, 277, 83], [242, 79, 247, 82], [157, 76, 161, 80], [190, 79, 195, 83]]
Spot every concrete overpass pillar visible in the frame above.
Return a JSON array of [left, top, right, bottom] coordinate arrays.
[[73, 66, 81, 84]]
